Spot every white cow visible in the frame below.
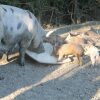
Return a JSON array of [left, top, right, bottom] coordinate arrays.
[[0, 4, 46, 66]]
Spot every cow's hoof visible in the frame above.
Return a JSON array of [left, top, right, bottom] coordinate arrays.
[[18, 58, 25, 66], [19, 62, 25, 66], [90, 64, 95, 67]]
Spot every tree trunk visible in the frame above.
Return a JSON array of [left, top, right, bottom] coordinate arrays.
[[73, 0, 81, 24]]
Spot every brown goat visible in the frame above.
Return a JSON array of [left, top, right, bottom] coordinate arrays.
[[55, 43, 84, 65]]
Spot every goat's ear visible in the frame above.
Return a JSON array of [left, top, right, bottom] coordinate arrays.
[[87, 41, 92, 45], [95, 46, 99, 49], [81, 32, 85, 36], [82, 44, 86, 49], [88, 44, 92, 48], [70, 31, 77, 36], [68, 32, 71, 35]]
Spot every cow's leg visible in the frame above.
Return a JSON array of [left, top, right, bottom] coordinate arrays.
[[7, 46, 14, 61], [7, 43, 17, 61], [31, 42, 44, 53], [18, 46, 26, 66], [18, 40, 31, 66]]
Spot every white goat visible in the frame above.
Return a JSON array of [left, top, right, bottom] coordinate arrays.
[[84, 44, 100, 66]]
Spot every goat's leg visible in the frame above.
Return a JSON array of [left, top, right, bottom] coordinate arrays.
[[90, 56, 96, 67], [77, 54, 82, 66], [58, 54, 63, 61]]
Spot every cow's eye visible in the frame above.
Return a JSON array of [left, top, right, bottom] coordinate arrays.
[[1, 38, 6, 45]]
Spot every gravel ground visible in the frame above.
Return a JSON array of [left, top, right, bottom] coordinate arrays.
[[0, 55, 100, 100]]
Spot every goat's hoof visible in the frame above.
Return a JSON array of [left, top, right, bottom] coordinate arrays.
[[80, 63, 83, 66]]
